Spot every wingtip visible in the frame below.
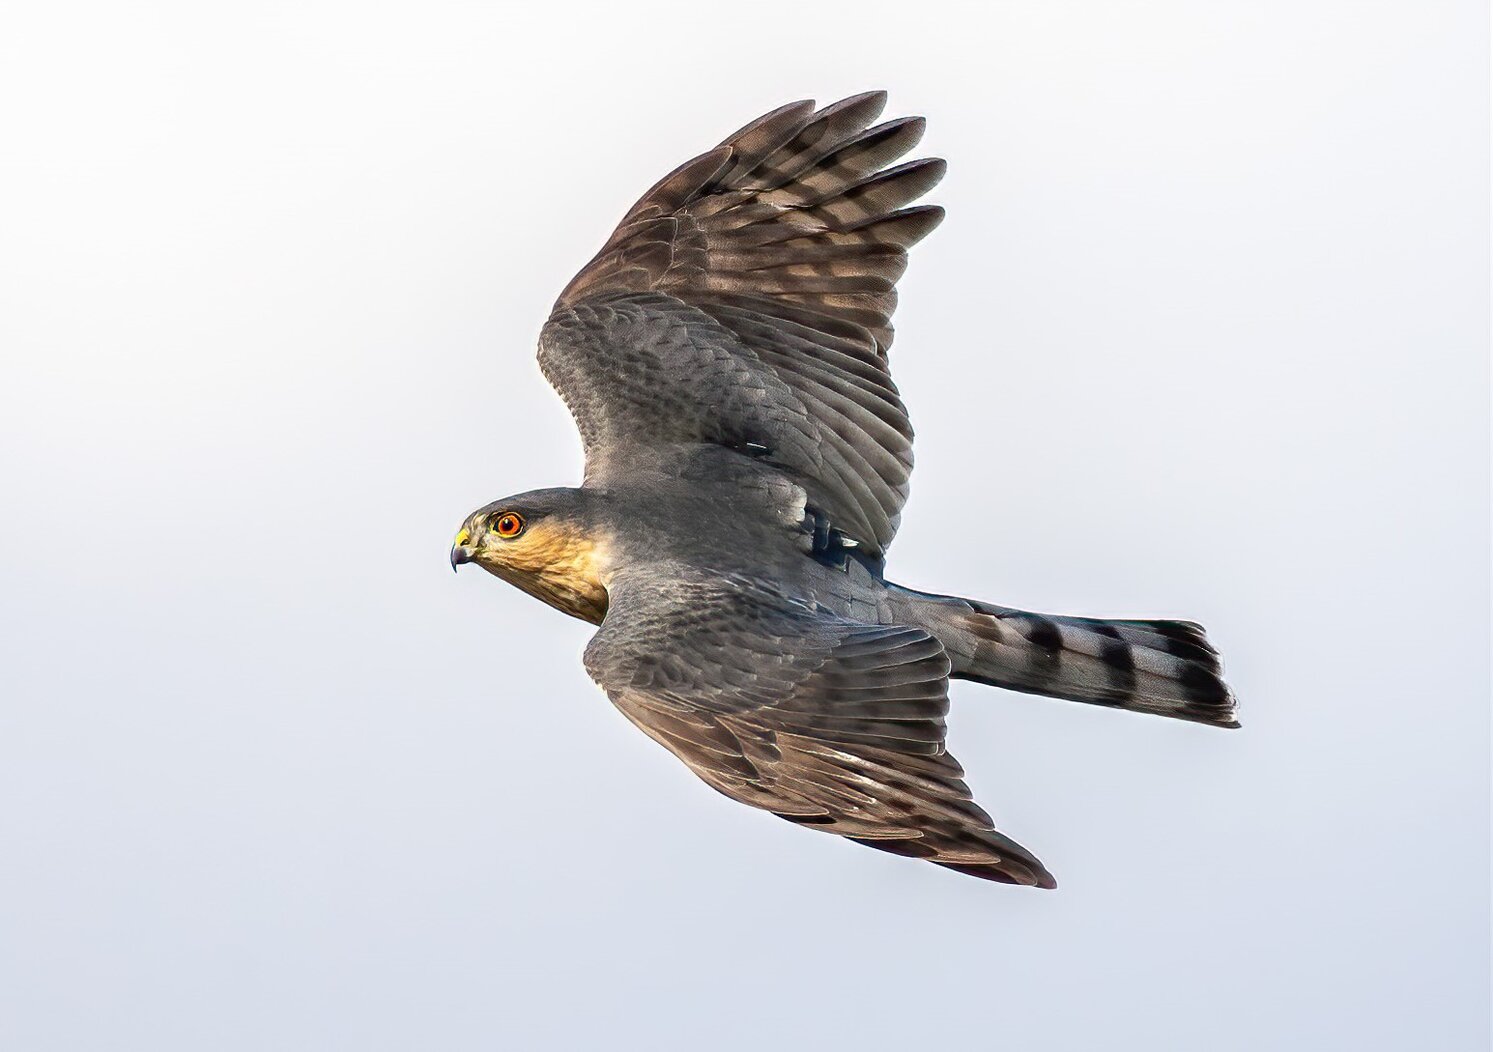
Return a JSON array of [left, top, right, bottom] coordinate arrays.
[[935, 859, 1060, 889], [779, 98, 818, 122], [838, 89, 889, 110], [877, 113, 928, 148], [810, 90, 890, 131], [717, 98, 816, 152]]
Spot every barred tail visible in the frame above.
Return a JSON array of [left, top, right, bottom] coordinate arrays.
[[894, 589, 1239, 728]]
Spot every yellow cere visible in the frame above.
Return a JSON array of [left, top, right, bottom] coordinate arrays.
[[454, 527, 471, 547]]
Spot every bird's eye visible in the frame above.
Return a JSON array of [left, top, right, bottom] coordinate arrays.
[[493, 512, 525, 538]]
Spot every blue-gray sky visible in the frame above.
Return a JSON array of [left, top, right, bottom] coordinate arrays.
[[2, 2, 1487, 1049]]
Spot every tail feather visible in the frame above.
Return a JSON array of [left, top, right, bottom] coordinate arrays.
[[894, 590, 1239, 728]]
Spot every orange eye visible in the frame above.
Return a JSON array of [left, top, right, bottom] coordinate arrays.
[[492, 512, 524, 538]]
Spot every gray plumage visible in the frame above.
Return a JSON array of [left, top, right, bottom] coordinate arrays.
[[452, 93, 1238, 888]]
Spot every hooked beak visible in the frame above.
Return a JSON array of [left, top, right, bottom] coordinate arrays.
[[450, 528, 473, 572]]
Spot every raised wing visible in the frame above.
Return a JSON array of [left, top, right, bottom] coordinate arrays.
[[539, 93, 944, 556], [584, 567, 1056, 888]]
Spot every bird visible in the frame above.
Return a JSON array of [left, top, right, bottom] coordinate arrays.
[[450, 92, 1238, 889]]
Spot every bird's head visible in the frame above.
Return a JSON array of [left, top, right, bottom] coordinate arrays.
[[450, 488, 611, 624]]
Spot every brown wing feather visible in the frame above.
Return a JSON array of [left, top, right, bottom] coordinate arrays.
[[585, 568, 1057, 888], [541, 93, 945, 554], [556, 91, 942, 352]]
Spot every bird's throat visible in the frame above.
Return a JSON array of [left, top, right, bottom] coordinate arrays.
[[480, 528, 610, 624]]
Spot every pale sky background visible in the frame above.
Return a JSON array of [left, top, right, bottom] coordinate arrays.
[[1, 2, 1488, 1049]]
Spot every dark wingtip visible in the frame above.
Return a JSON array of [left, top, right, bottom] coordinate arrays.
[[935, 860, 1059, 889], [844, 89, 889, 113]]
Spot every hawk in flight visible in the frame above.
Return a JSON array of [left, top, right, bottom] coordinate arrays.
[[451, 93, 1238, 888]]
